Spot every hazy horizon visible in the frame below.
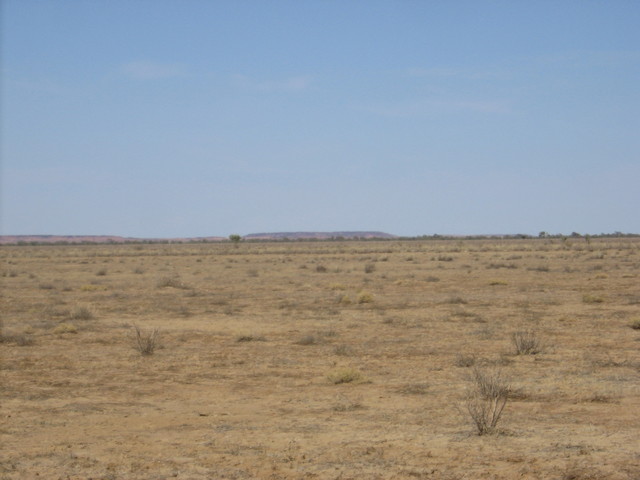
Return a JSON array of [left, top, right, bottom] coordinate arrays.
[[2, 1, 639, 237]]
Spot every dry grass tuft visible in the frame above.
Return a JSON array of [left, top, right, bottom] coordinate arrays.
[[582, 294, 605, 304], [133, 325, 159, 355], [53, 322, 78, 334], [512, 330, 542, 355]]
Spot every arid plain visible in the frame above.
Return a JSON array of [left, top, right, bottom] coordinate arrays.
[[2, 238, 639, 479]]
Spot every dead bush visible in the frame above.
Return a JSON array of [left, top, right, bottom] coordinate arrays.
[[133, 325, 159, 356], [69, 305, 95, 321], [512, 330, 542, 355], [466, 367, 510, 435]]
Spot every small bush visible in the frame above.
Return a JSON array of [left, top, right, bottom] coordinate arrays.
[[364, 263, 376, 274], [96, 268, 107, 276], [357, 292, 374, 304], [237, 334, 266, 342], [295, 335, 319, 346], [133, 325, 159, 355], [0, 333, 34, 346], [156, 276, 188, 289], [315, 265, 327, 273], [53, 322, 78, 334], [466, 367, 510, 435], [629, 319, 640, 330], [445, 296, 467, 305], [582, 294, 605, 304], [328, 368, 365, 384], [512, 330, 541, 355], [337, 294, 352, 305], [398, 383, 429, 395], [334, 344, 353, 356], [455, 354, 477, 367], [69, 305, 95, 321]]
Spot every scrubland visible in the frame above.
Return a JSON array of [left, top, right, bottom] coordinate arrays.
[[1, 238, 639, 479]]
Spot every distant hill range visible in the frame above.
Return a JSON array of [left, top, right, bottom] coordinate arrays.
[[243, 231, 397, 240], [0, 232, 397, 245]]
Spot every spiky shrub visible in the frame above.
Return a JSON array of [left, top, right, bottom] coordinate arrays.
[[133, 325, 159, 356], [466, 367, 510, 435], [512, 330, 541, 355]]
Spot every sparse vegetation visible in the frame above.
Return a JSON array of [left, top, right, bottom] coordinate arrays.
[[133, 324, 159, 355], [2, 237, 639, 477]]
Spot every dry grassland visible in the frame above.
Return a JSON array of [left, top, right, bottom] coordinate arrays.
[[1, 238, 639, 479]]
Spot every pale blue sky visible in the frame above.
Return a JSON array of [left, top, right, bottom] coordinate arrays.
[[2, 1, 639, 237]]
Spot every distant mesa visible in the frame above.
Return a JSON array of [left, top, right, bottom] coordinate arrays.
[[242, 231, 397, 240]]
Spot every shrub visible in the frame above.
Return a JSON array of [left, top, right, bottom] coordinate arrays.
[[337, 294, 352, 305], [53, 322, 78, 334], [466, 367, 510, 435], [629, 319, 640, 330], [445, 296, 467, 305], [237, 334, 266, 342], [364, 263, 376, 274], [295, 335, 318, 346], [0, 333, 34, 346], [327, 368, 365, 385], [357, 292, 374, 304], [334, 344, 353, 356], [133, 325, 159, 355], [582, 294, 605, 304], [69, 305, 95, 321], [512, 330, 541, 355], [156, 275, 188, 289], [455, 354, 477, 367]]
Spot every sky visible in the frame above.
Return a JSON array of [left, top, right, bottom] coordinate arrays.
[[2, 0, 639, 238]]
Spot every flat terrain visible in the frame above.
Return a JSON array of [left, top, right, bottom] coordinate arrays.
[[1, 238, 639, 479]]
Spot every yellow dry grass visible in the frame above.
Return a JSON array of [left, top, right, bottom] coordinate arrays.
[[1, 238, 639, 479]]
